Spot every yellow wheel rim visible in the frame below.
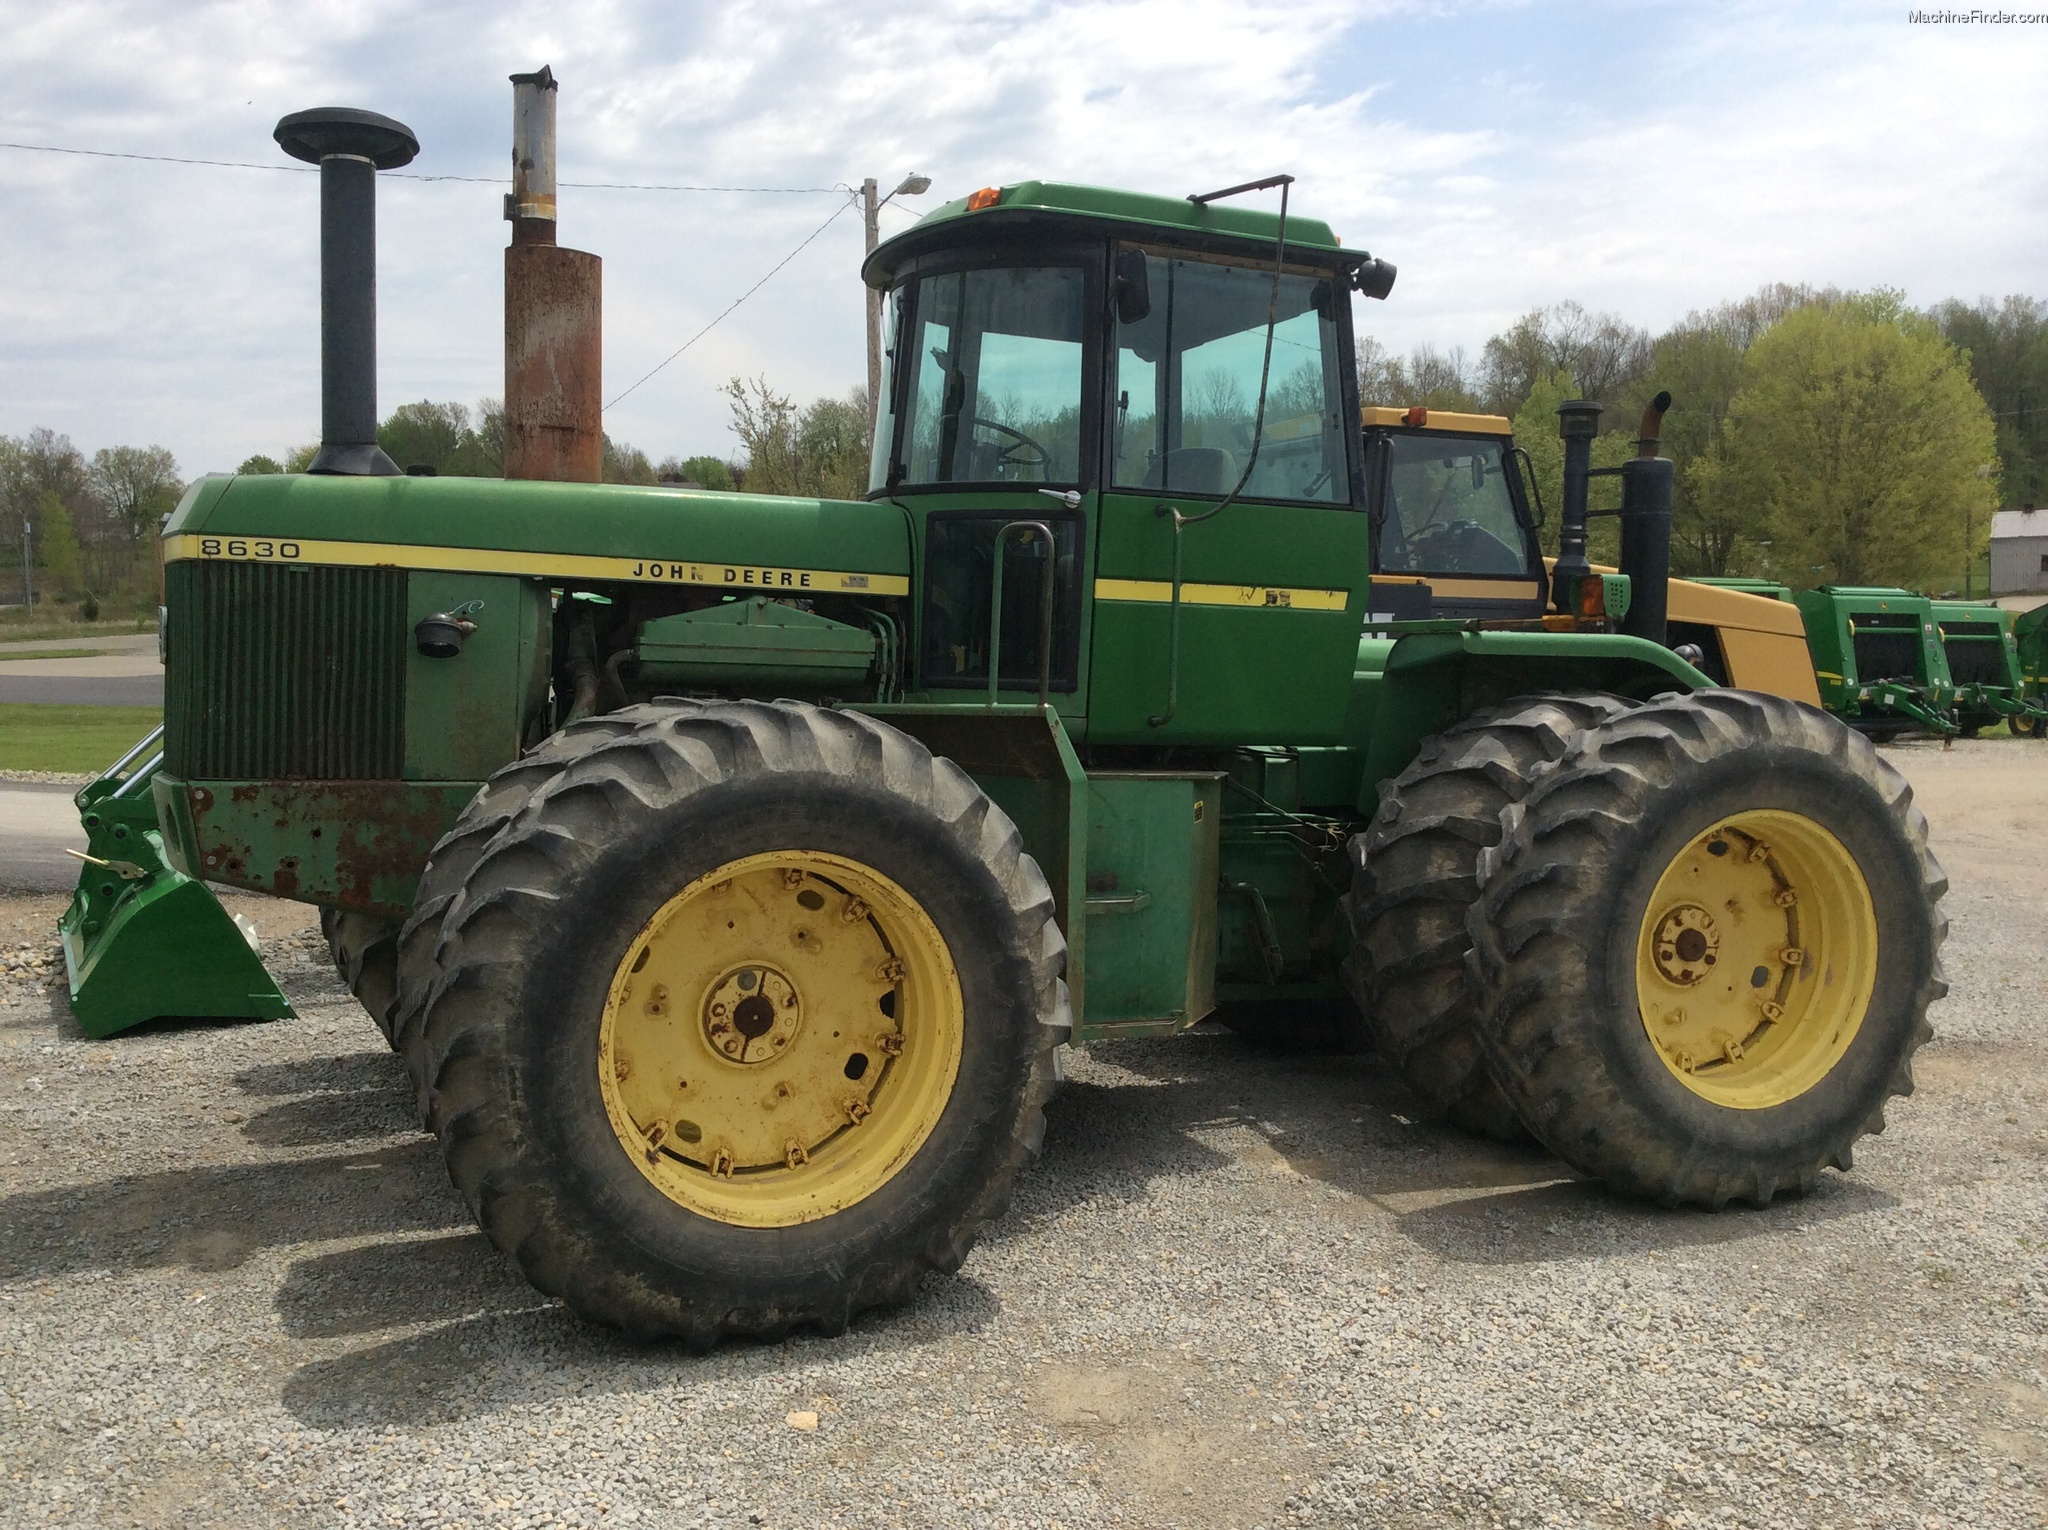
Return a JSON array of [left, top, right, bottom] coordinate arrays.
[[597, 849, 964, 1227], [1635, 809, 1878, 1109]]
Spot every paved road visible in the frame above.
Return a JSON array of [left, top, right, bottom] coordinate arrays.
[[0, 633, 162, 706], [0, 783, 86, 893]]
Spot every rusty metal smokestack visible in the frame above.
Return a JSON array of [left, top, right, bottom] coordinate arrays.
[[273, 107, 420, 475], [504, 67, 602, 482]]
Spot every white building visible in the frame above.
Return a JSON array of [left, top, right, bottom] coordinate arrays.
[[1990, 505, 2048, 597]]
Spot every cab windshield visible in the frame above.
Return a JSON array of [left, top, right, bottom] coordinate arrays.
[[1377, 433, 1531, 577], [878, 266, 1086, 490]]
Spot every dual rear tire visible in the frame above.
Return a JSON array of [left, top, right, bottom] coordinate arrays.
[[1467, 689, 1945, 1206], [1347, 688, 1944, 1207]]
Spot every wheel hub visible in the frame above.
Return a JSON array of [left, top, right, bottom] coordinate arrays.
[[1634, 810, 1877, 1109], [1650, 904, 1720, 985], [703, 965, 801, 1063], [597, 849, 964, 1227]]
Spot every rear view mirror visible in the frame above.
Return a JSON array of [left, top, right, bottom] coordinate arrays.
[[1113, 250, 1151, 325]]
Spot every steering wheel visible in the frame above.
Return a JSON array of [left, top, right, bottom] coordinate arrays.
[[968, 416, 1051, 476], [1405, 518, 1524, 575]]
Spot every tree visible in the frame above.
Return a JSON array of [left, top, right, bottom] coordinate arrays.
[[237, 454, 284, 475], [795, 390, 872, 500], [602, 436, 658, 484], [283, 442, 319, 472], [656, 454, 736, 490], [37, 490, 86, 599], [1635, 326, 1753, 575], [1933, 295, 2048, 507], [376, 400, 503, 477], [1356, 338, 1480, 410], [1479, 302, 1651, 415], [90, 444, 182, 539], [1708, 300, 1999, 590], [2, 431, 96, 607], [723, 378, 872, 499], [379, 400, 470, 474]]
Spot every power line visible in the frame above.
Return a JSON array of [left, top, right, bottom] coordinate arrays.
[[0, 139, 840, 193], [605, 196, 859, 411]]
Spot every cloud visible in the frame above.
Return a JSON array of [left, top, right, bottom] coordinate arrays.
[[0, 0, 2042, 473]]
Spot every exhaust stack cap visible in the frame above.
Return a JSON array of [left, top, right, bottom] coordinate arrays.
[[274, 107, 419, 169], [273, 107, 420, 477]]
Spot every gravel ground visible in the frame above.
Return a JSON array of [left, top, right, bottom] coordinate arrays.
[[0, 739, 2044, 1529]]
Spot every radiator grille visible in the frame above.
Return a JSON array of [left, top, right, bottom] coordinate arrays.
[[164, 560, 407, 779]]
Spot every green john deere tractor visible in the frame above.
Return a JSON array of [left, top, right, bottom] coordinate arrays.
[[70, 118, 1947, 1345]]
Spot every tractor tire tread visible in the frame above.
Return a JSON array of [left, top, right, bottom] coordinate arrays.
[[1466, 688, 1947, 1207], [321, 907, 402, 1044], [1339, 691, 1634, 1140], [404, 699, 1068, 1344]]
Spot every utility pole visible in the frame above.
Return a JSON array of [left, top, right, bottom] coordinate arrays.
[[20, 516, 30, 613], [863, 173, 932, 437], [862, 177, 881, 436]]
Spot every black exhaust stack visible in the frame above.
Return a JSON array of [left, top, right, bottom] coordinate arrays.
[[1616, 391, 1675, 645], [273, 107, 420, 475], [1549, 398, 1603, 611]]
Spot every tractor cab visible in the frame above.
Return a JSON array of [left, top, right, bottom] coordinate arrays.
[[865, 181, 1426, 745], [1358, 408, 1546, 622]]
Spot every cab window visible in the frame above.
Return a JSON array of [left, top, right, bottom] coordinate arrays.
[[1378, 434, 1532, 577], [890, 266, 1085, 488], [1112, 253, 1346, 503]]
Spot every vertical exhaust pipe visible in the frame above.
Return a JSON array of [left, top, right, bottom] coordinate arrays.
[[1549, 398, 1603, 611], [503, 66, 602, 483], [1617, 391, 1675, 646], [273, 107, 420, 476]]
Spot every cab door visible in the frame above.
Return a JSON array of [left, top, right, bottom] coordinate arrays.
[[1088, 247, 1369, 745]]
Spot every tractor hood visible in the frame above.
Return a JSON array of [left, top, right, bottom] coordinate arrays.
[[163, 473, 911, 598]]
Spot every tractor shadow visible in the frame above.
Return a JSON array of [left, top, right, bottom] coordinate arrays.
[[232, 1050, 418, 1148], [1072, 1028, 1900, 1265], [0, 1138, 463, 1283], [0, 1050, 442, 1285], [275, 1235, 1001, 1429]]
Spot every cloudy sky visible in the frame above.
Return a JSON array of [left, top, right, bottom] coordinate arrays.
[[2, 0, 2043, 477]]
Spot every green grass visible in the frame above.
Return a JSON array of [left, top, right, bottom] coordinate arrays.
[[0, 705, 163, 774], [0, 648, 107, 662], [0, 615, 154, 645]]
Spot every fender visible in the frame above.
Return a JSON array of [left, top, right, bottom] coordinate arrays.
[[1356, 628, 1712, 816]]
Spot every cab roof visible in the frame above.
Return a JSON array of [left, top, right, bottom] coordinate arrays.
[[863, 179, 1360, 288]]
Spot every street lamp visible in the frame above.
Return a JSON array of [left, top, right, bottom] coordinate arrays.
[[863, 173, 932, 433]]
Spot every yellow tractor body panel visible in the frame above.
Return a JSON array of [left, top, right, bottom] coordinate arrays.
[[1664, 578, 1821, 704]]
